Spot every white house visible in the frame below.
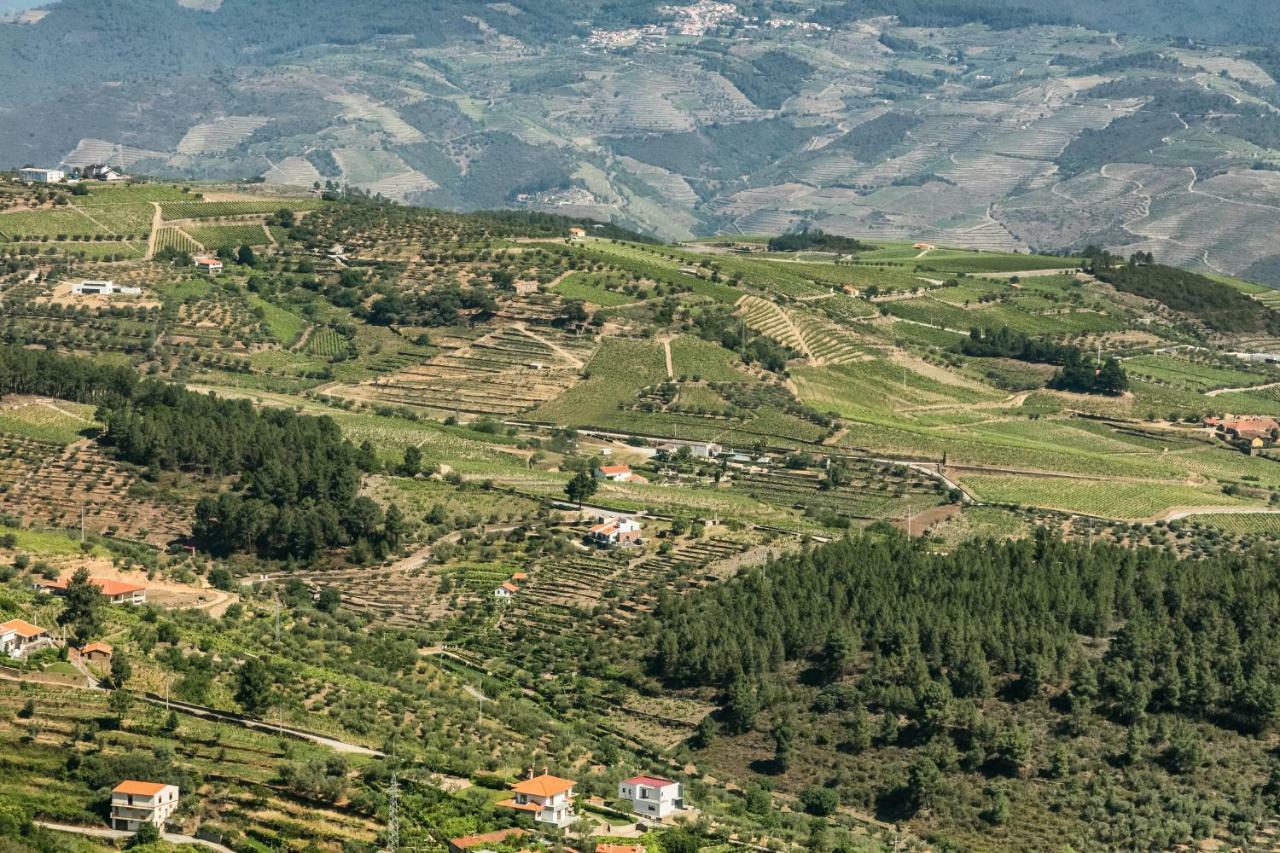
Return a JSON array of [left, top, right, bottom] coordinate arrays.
[[83, 164, 125, 182], [587, 518, 642, 547], [18, 167, 64, 184], [194, 257, 223, 274], [595, 464, 634, 482], [618, 775, 684, 819], [499, 772, 577, 827], [110, 781, 179, 832], [495, 581, 518, 601], [72, 280, 142, 296], [0, 619, 49, 659], [690, 442, 721, 459]]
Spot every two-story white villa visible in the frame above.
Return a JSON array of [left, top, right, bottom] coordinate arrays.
[[498, 772, 577, 827], [110, 780, 179, 831], [618, 775, 684, 819]]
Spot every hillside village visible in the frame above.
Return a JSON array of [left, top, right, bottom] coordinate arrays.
[[6, 169, 1280, 851]]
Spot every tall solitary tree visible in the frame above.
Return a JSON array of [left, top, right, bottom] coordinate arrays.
[[564, 470, 598, 508], [235, 658, 274, 716], [58, 567, 102, 645]]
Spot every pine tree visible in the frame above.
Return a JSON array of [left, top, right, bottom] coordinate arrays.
[[58, 567, 102, 645]]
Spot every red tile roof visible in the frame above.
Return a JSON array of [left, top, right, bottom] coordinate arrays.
[[622, 775, 677, 788], [39, 576, 144, 596], [597, 465, 631, 476], [597, 845, 643, 853], [511, 773, 576, 797], [112, 780, 170, 796], [0, 619, 46, 638], [82, 641, 113, 655]]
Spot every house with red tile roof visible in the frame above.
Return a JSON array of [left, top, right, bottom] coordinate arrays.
[[110, 780, 179, 831], [35, 576, 146, 605], [81, 641, 113, 663], [498, 772, 577, 827], [618, 774, 684, 819], [594, 464, 634, 483], [587, 518, 642, 548], [0, 618, 49, 658], [495, 580, 519, 601]]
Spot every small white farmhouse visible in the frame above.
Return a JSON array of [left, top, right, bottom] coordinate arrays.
[[110, 780, 179, 831], [618, 775, 683, 819]]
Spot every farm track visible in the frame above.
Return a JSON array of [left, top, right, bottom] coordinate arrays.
[[1205, 380, 1280, 397], [36, 822, 233, 853]]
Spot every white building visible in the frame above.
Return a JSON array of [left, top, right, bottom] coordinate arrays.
[[499, 773, 577, 827], [0, 619, 49, 659], [18, 167, 64, 184], [110, 781, 179, 832], [595, 464, 633, 482], [72, 280, 141, 296], [618, 775, 684, 819], [83, 164, 125, 182], [587, 517, 642, 547], [194, 257, 223, 274], [495, 581, 518, 601]]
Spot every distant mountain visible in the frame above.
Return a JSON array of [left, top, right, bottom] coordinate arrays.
[[7, 0, 1280, 282]]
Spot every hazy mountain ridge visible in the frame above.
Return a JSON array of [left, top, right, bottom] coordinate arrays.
[[8, 0, 1280, 281]]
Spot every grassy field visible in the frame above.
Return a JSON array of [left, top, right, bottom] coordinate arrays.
[[187, 223, 271, 250], [552, 271, 639, 306], [959, 474, 1246, 518], [160, 198, 322, 220], [0, 401, 95, 445], [247, 293, 309, 346]]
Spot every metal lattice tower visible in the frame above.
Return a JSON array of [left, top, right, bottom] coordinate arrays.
[[385, 772, 399, 852]]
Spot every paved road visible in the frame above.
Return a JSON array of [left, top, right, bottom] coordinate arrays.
[[36, 821, 234, 852]]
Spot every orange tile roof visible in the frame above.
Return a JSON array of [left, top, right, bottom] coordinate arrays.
[[40, 577, 145, 596], [500, 581, 519, 593], [112, 780, 170, 796], [497, 798, 544, 813], [82, 641, 113, 655], [589, 522, 616, 535], [597, 465, 631, 475], [449, 828, 528, 849], [597, 845, 643, 853], [511, 572, 528, 581], [0, 619, 46, 638], [511, 773, 576, 798]]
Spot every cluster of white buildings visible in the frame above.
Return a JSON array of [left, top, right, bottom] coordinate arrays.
[[496, 771, 685, 830], [17, 164, 126, 184], [588, 1, 741, 47]]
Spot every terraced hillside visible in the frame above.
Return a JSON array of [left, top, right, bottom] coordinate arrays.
[[9, 2, 1280, 280]]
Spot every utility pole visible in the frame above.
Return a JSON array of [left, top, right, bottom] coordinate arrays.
[[80, 506, 85, 543]]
